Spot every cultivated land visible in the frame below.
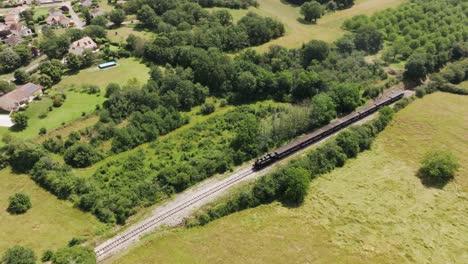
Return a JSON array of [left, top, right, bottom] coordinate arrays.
[[0, 169, 105, 255], [230, 0, 407, 52], [112, 92, 468, 263]]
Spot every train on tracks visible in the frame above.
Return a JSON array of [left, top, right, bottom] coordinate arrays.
[[253, 91, 405, 170]]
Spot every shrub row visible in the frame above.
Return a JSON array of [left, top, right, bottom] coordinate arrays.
[[189, 104, 403, 227]]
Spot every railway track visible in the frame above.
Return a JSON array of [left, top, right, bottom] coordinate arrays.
[[95, 89, 412, 262], [95, 168, 256, 261]]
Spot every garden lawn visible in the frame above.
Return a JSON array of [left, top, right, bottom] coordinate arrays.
[[247, 0, 407, 52], [56, 58, 150, 89], [111, 92, 468, 264], [0, 169, 105, 256], [0, 91, 105, 145]]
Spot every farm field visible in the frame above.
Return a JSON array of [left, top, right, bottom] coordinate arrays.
[[0, 169, 105, 256], [112, 92, 468, 264], [244, 0, 407, 52]]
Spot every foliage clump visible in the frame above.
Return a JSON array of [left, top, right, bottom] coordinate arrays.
[[7, 193, 32, 214], [1, 246, 36, 264], [419, 150, 459, 187]]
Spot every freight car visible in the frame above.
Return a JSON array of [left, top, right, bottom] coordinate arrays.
[[252, 91, 405, 170]]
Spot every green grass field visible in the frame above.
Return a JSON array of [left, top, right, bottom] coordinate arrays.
[[0, 169, 105, 256], [57, 58, 150, 88], [228, 0, 407, 52], [0, 91, 104, 144], [111, 92, 468, 264], [107, 24, 155, 43]]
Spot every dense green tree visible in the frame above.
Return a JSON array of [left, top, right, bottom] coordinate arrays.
[[1, 246, 36, 264], [13, 70, 30, 85], [335, 130, 360, 158], [329, 83, 361, 113], [302, 40, 329, 66], [6, 140, 45, 173], [91, 15, 108, 27], [13, 45, 33, 66], [354, 25, 383, 54], [419, 150, 459, 185], [309, 93, 336, 128], [138, 5, 160, 29], [64, 143, 104, 168], [38, 75, 53, 88], [0, 48, 21, 73], [39, 60, 63, 83], [11, 112, 29, 130], [404, 52, 435, 81], [0, 80, 15, 94], [7, 193, 32, 214], [279, 167, 310, 205], [39, 33, 70, 59], [300, 1, 322, 23], [109, 8, 126, 26], [65, 53, 82, 72]]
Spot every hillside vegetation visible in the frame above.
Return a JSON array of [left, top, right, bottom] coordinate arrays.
[[112, 92, 468, 263]]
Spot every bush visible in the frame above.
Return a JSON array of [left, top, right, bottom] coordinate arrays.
[[64, 143, 104, 168], [419, 150, 459, 186], [7, 193, 32, 214], [278, 167, 310, 205], [1, 246, 36, 264], [41, 250, 54, 262], [52, 246, 96, 264], [39, 127, 47, 135], [52, 94, 65, 107], [200, 102, 215, 115], [11, 112, 29, 130]]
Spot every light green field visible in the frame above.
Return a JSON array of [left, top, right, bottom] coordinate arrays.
[[57, 58, 150, 88], [228, 0, 406, 52], [460, 80, 468, 89], [32, 7, 49, 21], [107, 25, 155, 43], [112, 92, 468, 264], [0, 169, 105, 256], [0, 91, 104, 144]]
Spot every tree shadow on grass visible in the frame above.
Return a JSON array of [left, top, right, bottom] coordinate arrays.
[[296, 18, 316, 25], [279, 0, 299, 8], [416, 170, 451, 189]]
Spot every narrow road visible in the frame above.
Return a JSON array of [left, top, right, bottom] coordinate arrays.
[[95, 89, 414, 262], [63, 1, 84, 29]]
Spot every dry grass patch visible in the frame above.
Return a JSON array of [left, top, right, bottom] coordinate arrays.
[[112, 92, 468, 264]]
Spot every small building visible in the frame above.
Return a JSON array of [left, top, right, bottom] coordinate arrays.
[[9, 23, 33, 37], [91, 8, 106, 18], [80, 0, 93, 7], [68, 36, 98, 55], [0, 83, 44, 112], [4, 34, 23, 46], [46, 15, 71, 27]]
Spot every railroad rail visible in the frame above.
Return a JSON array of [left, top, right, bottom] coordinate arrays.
[[95, 89, 408, 261], [95, 168, 255, 261]]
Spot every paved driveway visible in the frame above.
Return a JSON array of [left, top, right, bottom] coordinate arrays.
[[0, 115, 14, 127]]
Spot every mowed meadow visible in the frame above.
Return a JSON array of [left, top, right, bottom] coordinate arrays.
[[111, 92, 468, 264], [0, 169, 105, 255], [208, 0, 407, 52]]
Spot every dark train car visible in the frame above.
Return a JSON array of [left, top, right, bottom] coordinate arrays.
[[253, 91, 405, 170]]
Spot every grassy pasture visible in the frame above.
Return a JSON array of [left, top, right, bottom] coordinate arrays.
[[0, 91, 104, 144], [107, 24, 155, 43], [111, 92, 468, 264], [221, 0, 406, 52], [57, 58, 150, 88], [0, 169, 105, 256]]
